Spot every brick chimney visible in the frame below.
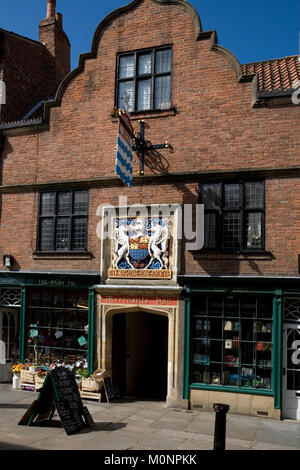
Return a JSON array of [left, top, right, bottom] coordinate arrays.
[[39, 0, 70, 83]]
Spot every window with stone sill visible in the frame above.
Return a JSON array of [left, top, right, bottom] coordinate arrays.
[[116, 46, 173, 113], [198, 180, 265, 252], [190, 294, 274, 390], [37, 189, 89, 253]]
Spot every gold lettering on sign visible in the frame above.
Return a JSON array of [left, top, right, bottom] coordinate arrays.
[[101, 295, 178, 306], [108, 269, 172, 279]]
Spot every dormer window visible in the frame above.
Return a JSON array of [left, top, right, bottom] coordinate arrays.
[[116, 46, 172, 113]]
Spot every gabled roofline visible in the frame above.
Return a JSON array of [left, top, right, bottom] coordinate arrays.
[[1, 0, 295, 132], [0, 27, 45, 49], [43, 1, 254, 125], [41, 0, 204, 125]]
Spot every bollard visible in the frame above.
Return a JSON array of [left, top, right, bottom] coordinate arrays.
[[213, 403, 230, 451]]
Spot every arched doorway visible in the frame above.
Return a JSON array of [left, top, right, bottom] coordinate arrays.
[[112, 311, 168, 399]]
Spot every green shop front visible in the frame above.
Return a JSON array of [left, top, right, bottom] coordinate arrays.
[[181, 275, 300, 420], [0, 272, 99, 381]]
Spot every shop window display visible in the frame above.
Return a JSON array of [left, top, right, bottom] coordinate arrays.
[[191, 295, 273, 390], [25, 289, 89, 371]]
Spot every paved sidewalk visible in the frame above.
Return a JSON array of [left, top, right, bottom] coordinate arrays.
[[0, 384, 299, 451]]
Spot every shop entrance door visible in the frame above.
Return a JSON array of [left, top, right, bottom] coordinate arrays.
[[112, 311, 168, 400], [282, 323, 300, 420]]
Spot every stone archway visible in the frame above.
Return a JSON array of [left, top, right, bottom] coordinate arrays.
[[97, 297, 181, 406]]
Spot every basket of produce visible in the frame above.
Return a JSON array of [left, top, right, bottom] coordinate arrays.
[[35, 370, 48, 388], [81, 368, 106, 392]]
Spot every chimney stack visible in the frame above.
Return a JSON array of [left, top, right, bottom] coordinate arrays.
[[39, 0, 70, 83], [47, 0, 56, 19]]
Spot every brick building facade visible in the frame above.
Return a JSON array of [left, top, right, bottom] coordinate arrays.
[[0, 0, 300, 419]]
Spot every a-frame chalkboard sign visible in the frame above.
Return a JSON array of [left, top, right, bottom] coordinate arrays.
[[19, 367, 95, 435]]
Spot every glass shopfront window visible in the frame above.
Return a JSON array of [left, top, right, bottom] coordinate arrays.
[[25, 288, 89, 370], [190, 294, 273, 390]]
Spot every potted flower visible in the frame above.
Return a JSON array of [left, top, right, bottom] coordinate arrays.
[[11, 363, 22, 389]]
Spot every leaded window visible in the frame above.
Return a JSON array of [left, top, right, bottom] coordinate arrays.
[[284, 298, 300, 322], [25, 288, 89, 368], [190, 294, 273, 390], [116, 47, 172, 112], [38, 190, 89, 252], [199, 180, 265, 251]]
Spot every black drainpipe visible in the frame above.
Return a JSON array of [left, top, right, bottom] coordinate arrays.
[[0, 130, 5, 158]]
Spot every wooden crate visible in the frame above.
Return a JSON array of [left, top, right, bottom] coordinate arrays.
[[35, 375, 46, 388], [80, 390, 102, 403], [20, 370, 35, 384]]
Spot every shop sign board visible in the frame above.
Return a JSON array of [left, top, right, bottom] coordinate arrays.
[[19, 367, 94, 435], [101, 294, 178, 307]]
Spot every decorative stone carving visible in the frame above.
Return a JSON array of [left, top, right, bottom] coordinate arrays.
[[109, 216, 171, 279]]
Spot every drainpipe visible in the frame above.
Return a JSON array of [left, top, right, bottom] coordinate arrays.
[[0, 130, 4, 159]]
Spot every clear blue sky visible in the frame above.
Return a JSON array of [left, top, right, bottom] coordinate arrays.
[[1, 0, 299, 69]]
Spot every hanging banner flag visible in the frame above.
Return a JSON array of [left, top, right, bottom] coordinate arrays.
[[115, 110, 134, 188]]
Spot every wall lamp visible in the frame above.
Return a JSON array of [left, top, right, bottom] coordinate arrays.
[[3, 254, 13, 269]]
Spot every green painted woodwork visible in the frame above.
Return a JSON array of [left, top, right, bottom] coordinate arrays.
[[20, 287, 26, 364], [88, 289, 95, 375], [183, 297, 191, 400], [182, 279, 289, 410]]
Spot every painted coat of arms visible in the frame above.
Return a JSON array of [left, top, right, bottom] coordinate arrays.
[[109, 217, 171, 279]]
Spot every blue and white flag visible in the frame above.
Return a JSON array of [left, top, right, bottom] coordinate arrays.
[[115, 111, 134, 188]]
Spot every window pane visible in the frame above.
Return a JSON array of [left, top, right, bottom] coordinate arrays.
[[154, 75, 171, 109], [202, 183, 221, 209], [40, 193, 55, 215], [40, 219, 54, 251], [155, 49, 172, 74], [246, 212, 262, 248], [137, 79, 151, 110], [224, 184, 240, 208], [58, 192, 71, 215], [55, 218, 70, 250], [74, 191, 88, 214], [245, 182, 264, 208], [26, 289, 89, 369], [204, 213, 217, 249], [73, 217, 87, 250], [118, 81, 134, 112], [191, 294, 273, 390], [119, 55, 134, 79], [223, 212, 240, 249], [138, 53, 152, 75]]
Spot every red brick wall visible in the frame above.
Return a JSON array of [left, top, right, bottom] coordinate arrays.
[[1, 178, 299, 276], [39, 16, 70, 84], [1, 0, 300, 276], [0, 15, 70, 124], [0, 31, 59, 123]]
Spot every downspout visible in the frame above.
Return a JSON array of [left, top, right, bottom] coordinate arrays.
[[0, 130, 5, 156]]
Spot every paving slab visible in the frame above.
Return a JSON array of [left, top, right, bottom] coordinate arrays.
[[1, 384, 300, 451]]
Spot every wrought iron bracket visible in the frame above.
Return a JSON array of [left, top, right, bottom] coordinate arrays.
[[133, 120, 173, 175]]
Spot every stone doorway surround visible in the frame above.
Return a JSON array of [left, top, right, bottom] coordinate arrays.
[[94, 284, 184, 407]]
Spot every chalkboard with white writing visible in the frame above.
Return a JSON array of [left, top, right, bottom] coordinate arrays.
[[19, 367, 94, 435], [103, 376, 115, 403]]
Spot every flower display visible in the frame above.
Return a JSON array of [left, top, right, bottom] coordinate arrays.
[[11, 363, 22, 373]]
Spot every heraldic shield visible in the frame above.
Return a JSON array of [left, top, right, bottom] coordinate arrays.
[[110, 217, 171, 278], [129, 236, 149, 263]]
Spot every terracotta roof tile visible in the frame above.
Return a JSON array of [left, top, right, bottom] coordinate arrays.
[[242, 56, 300, 92]]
